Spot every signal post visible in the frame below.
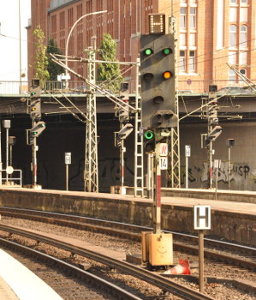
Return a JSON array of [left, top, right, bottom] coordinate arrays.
[[140, 14, 176, 268], [27, 79, 46, 188]]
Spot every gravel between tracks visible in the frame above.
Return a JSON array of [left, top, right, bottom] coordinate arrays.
[[1, 216, 255, 300]]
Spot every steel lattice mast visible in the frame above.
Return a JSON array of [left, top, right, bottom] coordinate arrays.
[[84, 38, 98, 192], [168, 16, 181, 188]]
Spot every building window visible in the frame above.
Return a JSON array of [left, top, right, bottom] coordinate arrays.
[[229, 25, 237, 47], [239, 51, 247, 65], [68, 8, 73, 28], [240, 8, 248, 22], [189, 50, 196, 73], [51, 15, 57, 33], [229, 7, 237, 22], [60, 12, 65, 30], [189, 33, 196, 46], [96, 0, 103, 10], [179, 50, 186, 72], [240, 25, 247, 48], [180, 7, 187, 29], [241, 0, 248, 4], [190, 0, 197, 5], [228, 51, 237, 65], [190, 7, 196, 29], [180, 33, 186, 46], [229, 69, 236, 81], [230, 0, 237, 4]]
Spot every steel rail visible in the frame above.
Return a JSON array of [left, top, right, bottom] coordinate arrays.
[[0, 224, 214, 300], [1, 208, 255, 270], [1, 207, 255, 252], [0, 236, 142, 300]]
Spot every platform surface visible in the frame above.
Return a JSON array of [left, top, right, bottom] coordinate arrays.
[[0, 249, 63, 300], [0, 276, 19, 300], [161, 196, 256, 215]]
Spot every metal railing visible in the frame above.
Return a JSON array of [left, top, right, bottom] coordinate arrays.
[[0, 80, 254, 96], [1, 169, 22, 187]]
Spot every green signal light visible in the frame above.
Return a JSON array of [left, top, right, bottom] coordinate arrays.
[[144, 48, 153, 56], [31, 131, 38, 136], [162, 48, 172, 55], [144, 130, 154, 140]]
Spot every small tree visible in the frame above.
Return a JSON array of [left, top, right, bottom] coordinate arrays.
[[47, 39, 64, 80], [97, 34, 123, 93], [33, 25, 49, 84]]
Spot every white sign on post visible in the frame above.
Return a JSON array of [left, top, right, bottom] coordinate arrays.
[[185, 145, 191, 157], [214, 159, 221, 169], [194, 205, 211, 230], [158, 143, 168, 157], [65, 152, 71, 165], [159, 157, 168, 170]]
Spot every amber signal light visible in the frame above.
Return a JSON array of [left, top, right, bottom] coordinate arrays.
[[162, 71, 172, 80]]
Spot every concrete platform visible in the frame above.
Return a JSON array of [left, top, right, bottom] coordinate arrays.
[[0, 187, 255, 246], [161, 196, 256, 215], [161, 187, 256, 204], [0, 249, 63, 300], [0, 276, 19, 300]]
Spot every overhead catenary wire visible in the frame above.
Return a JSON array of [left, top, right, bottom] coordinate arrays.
[[50, 53, 137, 113]]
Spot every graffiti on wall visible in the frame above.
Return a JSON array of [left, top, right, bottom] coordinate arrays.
[[181, 161, 256, 186]]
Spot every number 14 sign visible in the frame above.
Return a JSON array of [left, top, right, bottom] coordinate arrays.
[[159, 157, 168, 170]]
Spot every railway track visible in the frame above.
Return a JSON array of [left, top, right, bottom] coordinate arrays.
[[0, 236, 141, 300], [0, 207, 255, 271], [0, 223, 214, 300]]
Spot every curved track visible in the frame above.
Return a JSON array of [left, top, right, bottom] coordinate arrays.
[[0, 207, 255, 270], [0, 223, 214, 300]]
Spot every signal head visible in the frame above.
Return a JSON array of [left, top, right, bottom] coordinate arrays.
[[144, 130, 154, 140], [143, 48, 154, 56], [143, 73, 154, 81], [162, 48, 172, 55], [162, 71, 172, 80], [153, 96, 164, 104]]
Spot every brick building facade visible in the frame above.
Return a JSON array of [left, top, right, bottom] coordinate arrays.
[[28, 0, 256, 93]]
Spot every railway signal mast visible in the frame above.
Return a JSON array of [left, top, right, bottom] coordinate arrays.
[[27, 79, 46, 188], [115, 97, 133, 193], [203, 85, 222, 189], [140, 14, 176, 268]]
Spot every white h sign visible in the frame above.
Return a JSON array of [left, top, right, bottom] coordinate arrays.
[[194, 205, 211, 230]]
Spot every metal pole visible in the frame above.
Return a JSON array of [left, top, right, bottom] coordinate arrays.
[[65, 10, 107, 88], [9, 144, 13, 167], [185, 154, 188, 189], [18, 0, 22, 94], [32, 135, 37, 187], [6, 128, 9, 183], [120, 139, 125, 188], [154, 150, 161, 234], [228, 147, 231, 190], [147, 153, 154, 198], [199, 230, 205, 292], [0, 121, 2, 186], [215, 165, 218, 200], [209, 142, 213, 189], [66, 164, 69, 191]]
